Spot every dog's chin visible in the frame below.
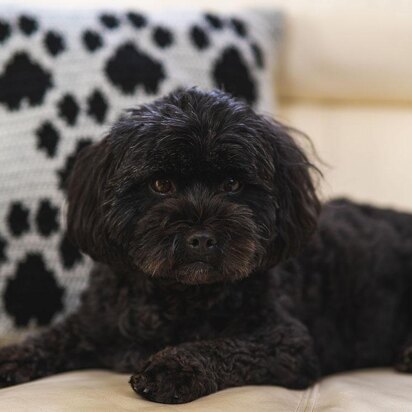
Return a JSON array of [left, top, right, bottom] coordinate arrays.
[[174, 262, 223, 285], [138, 257, 255, 285], [141, 262, 238, 285]]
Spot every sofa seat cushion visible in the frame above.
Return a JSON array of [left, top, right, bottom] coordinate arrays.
[[0, 369, 411, 411]]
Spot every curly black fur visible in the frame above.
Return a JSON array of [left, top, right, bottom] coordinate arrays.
[[1, 88, 412, 404]]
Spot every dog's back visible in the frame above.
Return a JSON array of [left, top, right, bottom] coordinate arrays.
[[293, 198, 412, 374]]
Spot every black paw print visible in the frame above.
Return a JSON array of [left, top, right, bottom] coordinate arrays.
[[5, 198, 83, 268], [0, 14, 69, 111], [7, 199, 59, 239], [213, 46, 257, 105], [34, 90, 108, 160], [186, 13, 266, 105], [4, 253, 64, 327], [18, 14, 38, 36], [82, 29, 104, 53], [57, 138, 93, 192], [79, 11, 169, 96], [1, 198, 62, 272], [0, 18, 12, 43], [0, 52, 52, 111], [105, 42, 166, 95], [126, 12, 147, 29], [2, 196, 84, 327], [0, 233, 8, 267]]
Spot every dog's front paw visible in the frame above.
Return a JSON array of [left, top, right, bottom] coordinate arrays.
[[130, 346, 218, 404], [395, 345, 412, 372], [0, 344, 40, 388]]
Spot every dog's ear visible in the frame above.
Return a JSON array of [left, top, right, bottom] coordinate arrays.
[[261, 118, 321, 264], [66, 136, 119, 263]]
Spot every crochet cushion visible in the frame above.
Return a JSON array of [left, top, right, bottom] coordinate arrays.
[[0, 6, 282, 338]]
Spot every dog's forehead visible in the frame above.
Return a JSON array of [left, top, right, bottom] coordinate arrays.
[[145, 132, 259, 178]]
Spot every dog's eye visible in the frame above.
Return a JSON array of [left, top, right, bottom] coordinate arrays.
[[150, 178, 175, 195], [221, 178, 242, 193]]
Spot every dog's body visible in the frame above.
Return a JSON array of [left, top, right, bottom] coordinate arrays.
[[1, 89, 412, 404]]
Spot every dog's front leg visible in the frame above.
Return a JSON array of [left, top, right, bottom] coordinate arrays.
[[130, 320, 319, 404], [0, 314, 101, 387]]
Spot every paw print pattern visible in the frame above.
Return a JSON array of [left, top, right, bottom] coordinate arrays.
[[230, 17, 248, 38], [35, 121, 60, 158], [0, 7, 278, 335], [33, 88, 108, 159], [77, 10, 266, 106], [87, 90, 108, 124], [99, 13, 121, 30], [198, 13, 264, 105], [59, 233, 83, 269], [18, 15, 38, 36], [204, 13, 224, 30], [35, 199, 60, 237], [82, 30, 103, 52], [190, 25, 210, 50], [0, 52, 52, 110], [4, 253, 64, 327], [44, 30, 66, 57], [1, 196, 76, 327], [251, 43, 264, 69], [0, 19, 11, 43], [1, 196, 85, 327], [0, 13, 72, 111], [57, 94, 80, 126], [152, 26, 174, 48], [213, 46, 256, 105], [0, 233, 7, 266], [126, 12, 147, 29], [57, 138, 93, 192], [7, 202, 30, 237], [105, 42, 166, 95], [7, 199, 60, 239]]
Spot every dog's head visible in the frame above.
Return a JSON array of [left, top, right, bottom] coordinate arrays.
[[67, 88, 320, 284]]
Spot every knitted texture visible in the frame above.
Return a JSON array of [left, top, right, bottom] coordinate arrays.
[[0, 7, 282, 337]]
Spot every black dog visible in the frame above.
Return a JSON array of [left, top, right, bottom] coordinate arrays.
[[0, 88, 412, 404]]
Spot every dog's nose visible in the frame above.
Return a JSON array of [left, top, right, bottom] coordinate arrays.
[[186, 231, 217, 254]]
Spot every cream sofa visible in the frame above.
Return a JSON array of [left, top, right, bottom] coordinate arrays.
[[1, 0, 412, 410]]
